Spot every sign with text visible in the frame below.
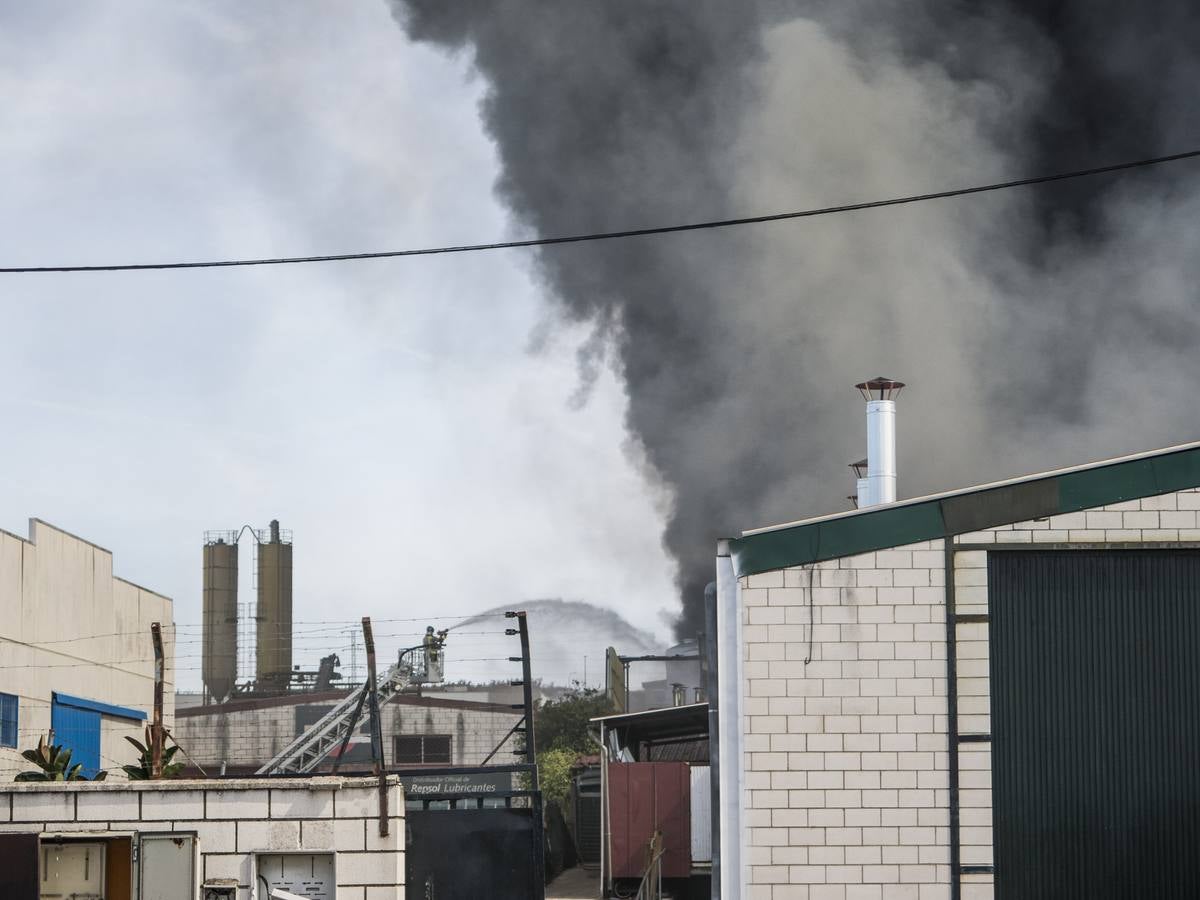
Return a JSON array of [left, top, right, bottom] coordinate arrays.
[[400, 771, 516, 798]]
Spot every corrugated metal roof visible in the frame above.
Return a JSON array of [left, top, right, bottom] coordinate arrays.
[[591, 702, 709, 726], [729, 439, 1200, 577]]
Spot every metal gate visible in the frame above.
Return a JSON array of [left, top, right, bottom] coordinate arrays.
[[989, 549, 1200, 899], [402, 765, 544, 900]]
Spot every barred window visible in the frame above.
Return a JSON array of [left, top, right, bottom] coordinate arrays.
[[394, 734, 451, 764], [0, 694, 17, 748]]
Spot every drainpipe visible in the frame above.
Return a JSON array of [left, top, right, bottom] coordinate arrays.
[[705, 581, 721, 900], [715, 541, 743, 899]]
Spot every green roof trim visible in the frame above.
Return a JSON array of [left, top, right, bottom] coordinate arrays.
[[729, 443, 1200, 577]]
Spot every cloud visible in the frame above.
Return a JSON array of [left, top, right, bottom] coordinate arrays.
[[0, 2, 677, 689]]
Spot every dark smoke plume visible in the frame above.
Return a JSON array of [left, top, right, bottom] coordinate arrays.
[[391, 1, 1200, 638]]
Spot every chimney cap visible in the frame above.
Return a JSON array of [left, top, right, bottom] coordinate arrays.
[[855, 376, 905, 401]]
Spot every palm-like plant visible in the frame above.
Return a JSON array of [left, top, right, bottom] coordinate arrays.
[[14, 734, 107, 782], [121, 728, 184, 780]]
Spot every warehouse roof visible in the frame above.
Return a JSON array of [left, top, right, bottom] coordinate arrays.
[[729, 440, 1200, 577]]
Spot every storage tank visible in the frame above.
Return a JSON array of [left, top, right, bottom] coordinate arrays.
[[256, 519, 293, 691], [202, 532, 239, 703]]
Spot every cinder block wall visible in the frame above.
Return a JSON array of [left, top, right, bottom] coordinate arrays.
[[739, 487, 1200, 900], [0, 776, 405, 899]]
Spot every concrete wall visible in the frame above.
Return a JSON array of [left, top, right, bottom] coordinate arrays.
[[737, 487, 1200, 900], [174, 694, 522, 770], [0, 519, 174, 779], [0, 775, 405, 899]]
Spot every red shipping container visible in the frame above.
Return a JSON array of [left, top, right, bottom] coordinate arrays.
[[607, 761, 692, 879]]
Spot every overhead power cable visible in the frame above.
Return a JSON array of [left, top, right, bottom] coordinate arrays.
[[3, 148, 1198, 274]]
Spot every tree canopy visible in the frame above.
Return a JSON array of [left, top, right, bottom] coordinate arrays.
[[534, 685, 613, 754]]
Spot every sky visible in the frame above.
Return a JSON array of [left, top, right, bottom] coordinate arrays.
[[0, 3, 678, 689], [6, 2, 1200, 693]]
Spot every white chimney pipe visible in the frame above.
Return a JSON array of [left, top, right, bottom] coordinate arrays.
[[866, 399, 897, 505], [855, 377, 905, 508]]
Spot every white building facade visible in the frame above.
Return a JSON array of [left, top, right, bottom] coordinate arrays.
[[0, 519, 174, 780], [718, 442, 1200, 900]]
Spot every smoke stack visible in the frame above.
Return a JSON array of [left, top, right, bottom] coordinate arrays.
[[855, 377, 905, 507], [849, 459, 869, 509]]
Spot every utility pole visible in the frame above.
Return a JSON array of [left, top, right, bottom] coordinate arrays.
[[363, 617, 389, 837], [506, 610, 545, 900], [151, 622, 164, 779], [506, 611, 538, 791]]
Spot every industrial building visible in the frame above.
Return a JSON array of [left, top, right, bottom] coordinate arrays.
[[0, 519, 174, 780], [173, 691, 524, 774], [716, 381, 1200, 899], [188, 519, 526, 778]]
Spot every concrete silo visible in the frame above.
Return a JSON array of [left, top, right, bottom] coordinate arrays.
[[256, 519, 293, 691], [201, 532, 239, 703]]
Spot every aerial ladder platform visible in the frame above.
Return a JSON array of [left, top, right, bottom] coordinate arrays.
[[257, 628, 447, 776]]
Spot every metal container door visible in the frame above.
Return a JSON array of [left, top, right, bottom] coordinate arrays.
[[989, 549, 1200, 900]]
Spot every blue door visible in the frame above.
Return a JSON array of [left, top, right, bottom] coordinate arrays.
[[50, 700, 101, 778]]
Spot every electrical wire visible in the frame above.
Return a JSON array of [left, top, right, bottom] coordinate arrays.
[[3, 148, 1198, 274]]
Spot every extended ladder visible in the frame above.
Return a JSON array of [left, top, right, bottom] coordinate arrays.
[[256, 659, 416, 775], [257, 627, 447, 776]]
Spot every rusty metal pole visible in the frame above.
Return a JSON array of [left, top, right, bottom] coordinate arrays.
[[151, 622, 164, 779], [363, 617, 390, 837], [515, 611, 538, 791]]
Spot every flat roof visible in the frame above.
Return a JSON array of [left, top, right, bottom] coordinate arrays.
[[729, 439, 1200, 577]]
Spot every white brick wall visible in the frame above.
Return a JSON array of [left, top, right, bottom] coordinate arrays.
[[740, 487, 1200, 899], [743, 540, 951, 900], [0, 776, 405, 899]]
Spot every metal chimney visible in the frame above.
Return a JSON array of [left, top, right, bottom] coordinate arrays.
[[849, 459, 869, 509], [855, 377, 905, 507]]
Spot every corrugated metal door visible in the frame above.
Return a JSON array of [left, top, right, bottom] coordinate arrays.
[[654, 762, 690, 878], [607, 762, 692, 879], [50, 700, 101, 778], [609, 762, 655, 878], [989, 549, 1200, 900]]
